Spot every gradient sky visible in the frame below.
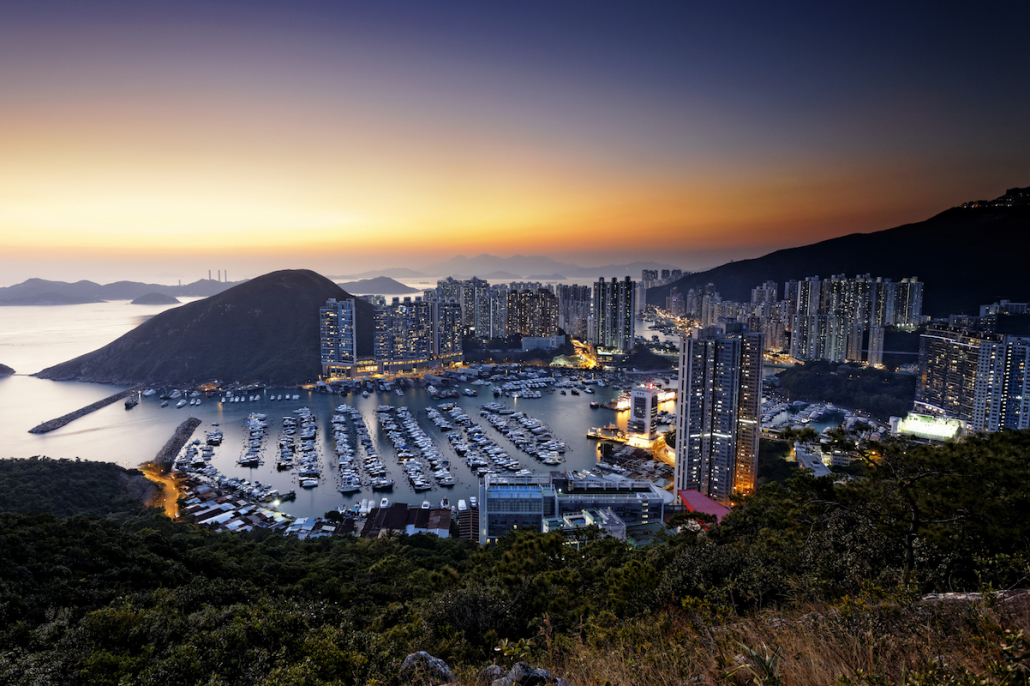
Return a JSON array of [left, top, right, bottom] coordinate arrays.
[[1, 1, 1027, 285]]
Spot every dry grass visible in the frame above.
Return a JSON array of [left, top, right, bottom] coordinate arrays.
[[456, 592, 1030, 686]]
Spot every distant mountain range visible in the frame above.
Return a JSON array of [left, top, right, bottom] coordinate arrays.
[[646, 187, 1030, 317], [334, 276, 420, 295], [420, 254, 681, 279], [36, 270, 373, 385], [0, 278, 239, 306], [328, 267, 428, 280]]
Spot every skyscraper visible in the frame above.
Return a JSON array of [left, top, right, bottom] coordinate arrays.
[[973, 336, 1030, 432], [591, 277, 636, 353], [557, 284, 591, 339], [916, 326, 989, 422], [675, 326, 764, 503], [319, 298, 356, 376]]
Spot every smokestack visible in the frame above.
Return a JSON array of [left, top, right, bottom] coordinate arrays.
[[208, 269, 211, 281], [218, 269, 221, 282]]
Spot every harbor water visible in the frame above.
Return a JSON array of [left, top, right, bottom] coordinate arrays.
[[0, 300, 674, 518]]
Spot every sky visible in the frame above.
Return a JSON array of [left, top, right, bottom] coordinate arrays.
[[0, 1, 1027, 285]]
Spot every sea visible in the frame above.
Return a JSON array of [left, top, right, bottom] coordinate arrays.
[[0, 298, 677, 518]]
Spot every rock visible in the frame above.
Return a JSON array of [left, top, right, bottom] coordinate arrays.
[[480, 665, 506, 683], [399, 651, 456, 685], [509, 662, 552, 686]]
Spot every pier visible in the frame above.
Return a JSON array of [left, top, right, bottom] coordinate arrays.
[[152, 417, 203, 473], [586, 427, 628, 443], [27, 386, 142, 434]]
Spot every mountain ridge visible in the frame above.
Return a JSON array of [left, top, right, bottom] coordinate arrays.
[[0, 277, 240, 305], [334, 276, 420, 295], [647, 188, 1030, 317]]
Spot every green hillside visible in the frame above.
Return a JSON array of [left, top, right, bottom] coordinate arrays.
[[2, 432, 1030, 684]]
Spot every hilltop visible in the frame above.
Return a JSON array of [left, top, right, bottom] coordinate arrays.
[[35, 269, 372, 385], [0, 363, 13, 376], [130, 292, 181, 305], [647, 187, 1030, 316], [335, 275, 420, 295]]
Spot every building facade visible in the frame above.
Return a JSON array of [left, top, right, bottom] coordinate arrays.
[[675, 326, 764, 503], [592, 276, 636, 353]]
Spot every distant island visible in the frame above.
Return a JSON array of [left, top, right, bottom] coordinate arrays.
[[35, 269, 373, 385], [130, 292, 180, 305], [334, 276, 419, 295], [0, 277, 239, 307], [0, 363, 14, 376], [0, 292, 105, 306]]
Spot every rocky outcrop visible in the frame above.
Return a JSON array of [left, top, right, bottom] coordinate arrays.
[[398, 651, 457, 685], [482, 662, 572, 686]]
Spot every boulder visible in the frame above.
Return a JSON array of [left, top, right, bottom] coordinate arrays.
[[399, 651, 456, 685], [487, 661, 571, 686]]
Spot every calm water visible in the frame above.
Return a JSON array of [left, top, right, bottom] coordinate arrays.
[[0, 300, 673, 518]]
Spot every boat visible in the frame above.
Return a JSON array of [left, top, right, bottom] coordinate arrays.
[[439, 498, 450, 509], [469, 496, 477, 508], [570, 389, 580, 395], [176, 399, 187, 408], [300, 479, 319, 488], [395, 388, 403, 396], [380, 497, 389, 508], [560, 390, 566, 395], [457, 499, 467, 512], [160, 400, 169, 408], [142, 389, 156, 397], [590, 401, 600, 409], [421, 500, 431, 509], [362, 391, 370, 398], [124, 396, 138, 409], [463, 388, 477, 397]]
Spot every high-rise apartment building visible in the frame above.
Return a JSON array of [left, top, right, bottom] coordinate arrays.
[[320, 298, 357, 376], [973, 336, 1030, 432], [507, 288, 559, 337], [916, 327, 989, 422], [321, 296, 462, 378], [592, 277, 636, 353], [675, 326, 764, 503], [557, 284, 591, 339]]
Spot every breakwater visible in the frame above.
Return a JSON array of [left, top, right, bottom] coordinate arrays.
[[27, 386, 140, 434], [152, 417, 203, 473]]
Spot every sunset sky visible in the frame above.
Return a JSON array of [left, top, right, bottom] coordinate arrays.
[[0, 1, 1027, 285]]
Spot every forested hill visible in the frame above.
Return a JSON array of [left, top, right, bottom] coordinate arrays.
[[648, 187, 1030, 317], [2, 432, 1030, 684], [0, 457, 158, 517], [35, 269, 373, 385]]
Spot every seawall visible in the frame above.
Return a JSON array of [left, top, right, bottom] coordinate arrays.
[[27, 386, 141, 434], [152, 417, 203, 473]]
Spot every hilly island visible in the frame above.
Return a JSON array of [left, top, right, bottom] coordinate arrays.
[[647, 188, 1030, 316], [35, 270, 373, 386]]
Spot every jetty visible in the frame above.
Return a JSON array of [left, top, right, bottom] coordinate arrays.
[[587, 427, 628, 443], [152, 417, 203, 473], [28, 386, 141, 434]]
